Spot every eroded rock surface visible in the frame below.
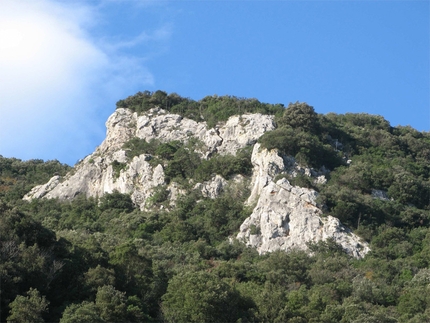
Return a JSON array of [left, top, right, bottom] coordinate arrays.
[[236, 144, 369, 258], [24, 108, 274, 210], [237, 178, 370, 258], [24, 107, 370, 258]]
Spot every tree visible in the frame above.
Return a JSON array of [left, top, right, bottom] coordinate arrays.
[[99, 191, 134, 213], [84, 265, 116, 295], [279, 102, 319, 133], [7, 288, 49, 323], [161, 271, 254, 323], [59, 302, 103, 323], [60, 285, 146, 323], [95, 285, 128, 322]]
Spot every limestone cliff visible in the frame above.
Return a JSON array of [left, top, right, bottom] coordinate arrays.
[[236, 143, 369, 258], [24, 108, 274, 206], [24, 107, 369, 258]]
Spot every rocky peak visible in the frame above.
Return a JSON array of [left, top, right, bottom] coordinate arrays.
[[24, 108, 275, 207], [24, 107, 369, 258]]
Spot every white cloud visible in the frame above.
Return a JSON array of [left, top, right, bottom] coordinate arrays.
[[0, 0, 166, 164]]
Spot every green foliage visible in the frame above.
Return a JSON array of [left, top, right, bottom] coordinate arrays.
[[249, 224, 260, 235], [116, 90, 179, 114], [258, 125, 344, 169], [2, 92, 430, 322], [146, 185, 169, 208], [161, 270, 255, 323], [278, 102, 319, 133], [116, 90, 285, 128], [163, 145, 202, 183], [7, 288, 49, 323], [198, 94, 284, 128], [95, 285, 128, 322], [288, 173, 316, 189], [0, 156, 70, 201], [155, 141, 182, 160], [300, 112, 430, 238], [154, 191, 251, 246], [84, 265, 116, 294], [60, 301, 103, 323], [60, 285, 147, 323], [111, 160, 127, 179], [194, 146, 253, 181], [122, 136, 253, 185], [98, 191, 134, 213], [122, 137, 159, 160]]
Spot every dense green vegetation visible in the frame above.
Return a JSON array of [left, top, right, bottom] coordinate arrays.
[[1, 93, 429, 322], [259, 102, 430, 241], [0, 158, 70, 203], [116, 90, 285, 128]]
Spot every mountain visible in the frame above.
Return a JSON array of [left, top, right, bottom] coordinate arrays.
[[24, 103, 368, 258], [2, 90, 429, 323]]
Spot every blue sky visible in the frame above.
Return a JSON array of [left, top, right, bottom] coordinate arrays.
[[1, 0, 428, 165]]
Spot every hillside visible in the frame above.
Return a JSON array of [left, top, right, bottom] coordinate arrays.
[[1, 90, 429, 322]]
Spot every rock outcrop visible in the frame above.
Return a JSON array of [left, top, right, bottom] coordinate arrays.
[[194, 175, 229, 199], [237, 178, 369, 258], [24, 108, 275, 208], [236, 143, 369, 258], [24, 107, 370, 258]]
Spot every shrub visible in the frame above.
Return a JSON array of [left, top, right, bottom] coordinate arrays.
[[111, 161, 127, 179]]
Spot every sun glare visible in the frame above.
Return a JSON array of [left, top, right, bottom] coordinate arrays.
[[0, 21, 45, 62], [0, 27, 24, 50]]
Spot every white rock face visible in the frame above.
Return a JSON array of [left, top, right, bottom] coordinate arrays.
[[135, 110, 215, 154], [237, 178, 369, 258], [217, 115, 275, 155], [23, 175, 61, 201], [194, 175, 228, 199], [246, 143, 328, 204], [247, 143, 286, 204], [238, 164, 370, 258], [23, 108, 274, 210], [24, 107, 370, 258], [99, 108, 137, 154], [132, 108, 276, 157]]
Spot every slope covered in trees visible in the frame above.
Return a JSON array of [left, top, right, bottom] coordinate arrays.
[[1, 91, 429, 322]]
